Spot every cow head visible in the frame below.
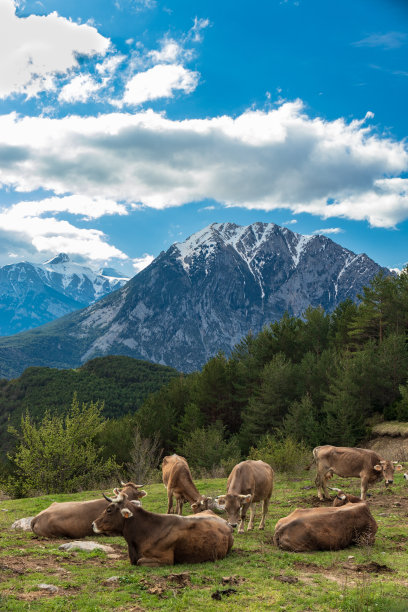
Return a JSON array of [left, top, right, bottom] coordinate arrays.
[[93, 492, 139, 535], [215, 493, 252, 528], [373, 460, 403, 486], [120, 481, 147, 500], [329, 488, 362, 507], [191, 495, 212, 514]]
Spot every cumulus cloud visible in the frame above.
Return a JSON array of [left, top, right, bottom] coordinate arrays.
[[58, 75, 101, 103], [122, 64, 199, 106], [0, 0, 110, 99], [0, 101, 407, 227], [0, 195, 128, 262]]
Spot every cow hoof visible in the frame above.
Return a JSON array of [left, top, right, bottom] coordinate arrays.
[[238, 529, 245, 534], [258, 526, 265, 531]]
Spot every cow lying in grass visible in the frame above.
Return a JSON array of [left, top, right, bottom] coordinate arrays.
[[31, 482, 146, 538], [92, 491, 233, 566], [329, 487, 363, 507], [273, 503, 377, 552], [162, 454, 211, 515]]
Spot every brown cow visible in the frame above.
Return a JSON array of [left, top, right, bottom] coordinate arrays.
[[273, 502, 377, 552], [215, 460, 274, 533], [313, 445, 403, 500], [162, 454, 211, 515], [92, 491, 233, 566], [329, 488, 363, 507], [31, 482, 146, 538]]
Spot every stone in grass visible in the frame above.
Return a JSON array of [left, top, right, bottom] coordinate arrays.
[[11, 517, 34, 531], [37, 584, 59, 594], [102, 576, 120, 586], [58, 541, 115, 553]]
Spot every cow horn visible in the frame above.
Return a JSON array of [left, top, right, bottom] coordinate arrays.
[[329, 487, 342, 492], [120, 480, 127, 486], [103, 492, 113, 503]]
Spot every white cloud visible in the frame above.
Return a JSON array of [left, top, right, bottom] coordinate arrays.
[[148, 39, 186, 64], [190, 17, 210, 43], [0, 0, 110, 99], [58, 75, 101, 103], [0, 195, 128, 262], [353, 32, 407, 50], [132, 253, 154, 272], [312, 227, 344, 235], [122, 63, 199, 105], [0, 101, 407, 228]]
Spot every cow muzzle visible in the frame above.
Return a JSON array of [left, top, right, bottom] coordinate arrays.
[[385, 479, 393, 486], [228, 522, 238, 529], [92, 521, 101, 534]]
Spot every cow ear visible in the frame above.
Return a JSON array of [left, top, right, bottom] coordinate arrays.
[[138, 490, 147, 498], [240, 494, 252, 505], [129, 500, 141, 507], [395, 464, 403, 471], [373, 464, 382, 472], [191, 502, 198, 509], [206, 497, 213, 502], [216, 496, 226, 505], [120, 508, 133, 519]]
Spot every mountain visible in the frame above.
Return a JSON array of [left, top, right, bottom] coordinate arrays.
[[0, 253, 129, 336], [0, 222, 391, 378]]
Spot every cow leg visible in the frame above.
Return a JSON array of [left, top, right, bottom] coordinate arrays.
[[321, 475, 331, 500], [167, 492, 174, 514], [259, 498, 269, 530], [177, 498, 184, 515], [315, 472, 324, 500], [238, 503, 249, 534], [360, 477, 369, 500], [137, 552, 174, 567], [247, 502, 256, 530]]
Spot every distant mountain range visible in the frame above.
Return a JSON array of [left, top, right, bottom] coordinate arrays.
[[0, 253, 129, 336], [0, 222, 391, 378]]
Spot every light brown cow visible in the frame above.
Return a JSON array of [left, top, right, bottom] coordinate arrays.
[[329, 488, 363, 507], [92, 491, 233, 566], [273, 502, 378, 552], [313, 445, 403, 500], [215, 460, 274, 533], [162, 454, 211, 514], [31, 482, 146, 538]]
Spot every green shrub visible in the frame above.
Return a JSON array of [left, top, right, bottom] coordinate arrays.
[[178, 422, 241, 476], [3, 394, 119, 497], [248, 434, 310, 474]]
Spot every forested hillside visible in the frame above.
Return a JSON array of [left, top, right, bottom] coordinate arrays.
[[0, 355, 178, 456], [135, 269, 408, 464]]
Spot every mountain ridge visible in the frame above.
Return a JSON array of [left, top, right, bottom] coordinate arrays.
[[0, 222, 391, 378]]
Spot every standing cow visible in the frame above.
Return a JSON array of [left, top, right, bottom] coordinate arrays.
[[162, 454, 211, 515], [313, 445, 403, 500], [31, 482, 146, 538], [215, 460, 274, 533], [92, 491, 233, 566]]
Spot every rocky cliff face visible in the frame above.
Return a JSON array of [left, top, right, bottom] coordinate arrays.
[[0, 253, 128, 336], [0, 222, 390, 377]]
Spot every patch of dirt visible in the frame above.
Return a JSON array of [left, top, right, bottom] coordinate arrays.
[[343, 561, 393, 573], [293, 561, 320, 572], [139, 572, 192, 598], [2, 586, 80, 600], [221, 575, 245, 585], [211, 588, 237, 600], [274, 575, 299, 584]]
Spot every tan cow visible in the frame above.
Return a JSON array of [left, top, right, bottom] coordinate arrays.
[[313, 445, 403, 500], [162, 454, 211, 514], [273, 502, 377, 551], [92, 491, 233, 566], [329, 487, 363, 507], [215, 459, 274, 533], [31, 482, 146, 538]]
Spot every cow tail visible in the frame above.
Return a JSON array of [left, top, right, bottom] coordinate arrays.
[[304, 447, 320, 471]]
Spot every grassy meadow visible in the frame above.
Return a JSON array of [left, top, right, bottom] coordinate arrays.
[[0, 472, 407, 611]]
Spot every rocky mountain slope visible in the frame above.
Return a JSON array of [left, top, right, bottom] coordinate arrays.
[[0, 253, 128, 336], [0, 222, 390, 377]]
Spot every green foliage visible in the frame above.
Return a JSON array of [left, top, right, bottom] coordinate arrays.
[[178, 422, 241, 475], [283, 394, 322, 447], [248, 434, 310, 474], [4, 394, 119, 497], [393, 383, 408, 421]]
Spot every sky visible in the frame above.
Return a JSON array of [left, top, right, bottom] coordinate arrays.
[[0, 0, 407, 277]]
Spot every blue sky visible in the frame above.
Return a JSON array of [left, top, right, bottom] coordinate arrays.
[[0, 0, 407, 275]]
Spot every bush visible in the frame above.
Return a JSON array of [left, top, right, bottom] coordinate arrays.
[[248, 434, 310, 474], [178, 422, 241, 477], [3, 394, 119, 497], [126, 425, 163, 484]]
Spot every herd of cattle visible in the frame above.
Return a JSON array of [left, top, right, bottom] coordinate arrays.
[[26, 445, 406, 566]]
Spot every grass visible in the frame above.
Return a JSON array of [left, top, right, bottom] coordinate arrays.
[[371, 422, 408, 438], [0, 472, 407, 611]]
